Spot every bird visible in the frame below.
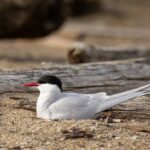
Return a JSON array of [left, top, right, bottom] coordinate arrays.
[[23, 75, 150, 120]]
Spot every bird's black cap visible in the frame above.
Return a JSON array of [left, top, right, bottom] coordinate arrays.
[[37, 75, 62, 91]]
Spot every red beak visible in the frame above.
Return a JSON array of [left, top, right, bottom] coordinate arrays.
[[23, 82, 39, 87]]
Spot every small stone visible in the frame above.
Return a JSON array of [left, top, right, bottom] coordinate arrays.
[[111, 134, 116, 138], [131, 135, 138, 140], [115, 136, 121, 139], [112, 119, 121, 123]]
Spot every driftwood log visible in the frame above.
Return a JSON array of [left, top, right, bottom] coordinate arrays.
[[68, 43, 150, 64], [0, 58, 150, 94], [0, 58, 149, 120], [61, 23, 150, 40]]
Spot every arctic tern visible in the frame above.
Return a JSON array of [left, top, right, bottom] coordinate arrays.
[[23, 75, 150, 120]]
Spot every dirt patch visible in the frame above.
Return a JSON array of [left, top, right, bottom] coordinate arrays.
[[0, 93, 150, 149]]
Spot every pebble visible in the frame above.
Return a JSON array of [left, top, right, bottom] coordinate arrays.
[[131, 135, 138, 140], [115, 136, 121, 140], [112, 119, 121, 123]]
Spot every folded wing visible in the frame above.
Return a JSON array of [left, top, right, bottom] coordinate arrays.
[[48, 92, 108, 119]]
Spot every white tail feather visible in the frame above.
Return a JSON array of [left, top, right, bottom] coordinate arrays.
[[97, 84, 150, 113]]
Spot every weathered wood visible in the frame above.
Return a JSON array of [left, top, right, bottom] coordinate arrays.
[[97, 95, 150, 120], [0, 58, 150, 120], [68, 43, 150, 64], [0, 58, 150, 94], [61, 23, 150, 40]]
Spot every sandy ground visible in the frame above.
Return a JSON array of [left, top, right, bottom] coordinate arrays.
[[0, 93, 150, 150], [0, 1, 150, 149]]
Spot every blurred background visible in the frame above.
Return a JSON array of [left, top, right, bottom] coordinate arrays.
[[0, 0, 150, 68]]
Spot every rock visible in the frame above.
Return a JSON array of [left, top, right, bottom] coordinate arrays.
[[0, 0, 69, 38], [0, 0, 101, 38]]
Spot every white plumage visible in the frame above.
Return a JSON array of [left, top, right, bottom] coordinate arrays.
[[36, 83, 150, 120]]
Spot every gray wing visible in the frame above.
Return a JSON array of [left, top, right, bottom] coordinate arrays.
[[48, 92, 108, 120]]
